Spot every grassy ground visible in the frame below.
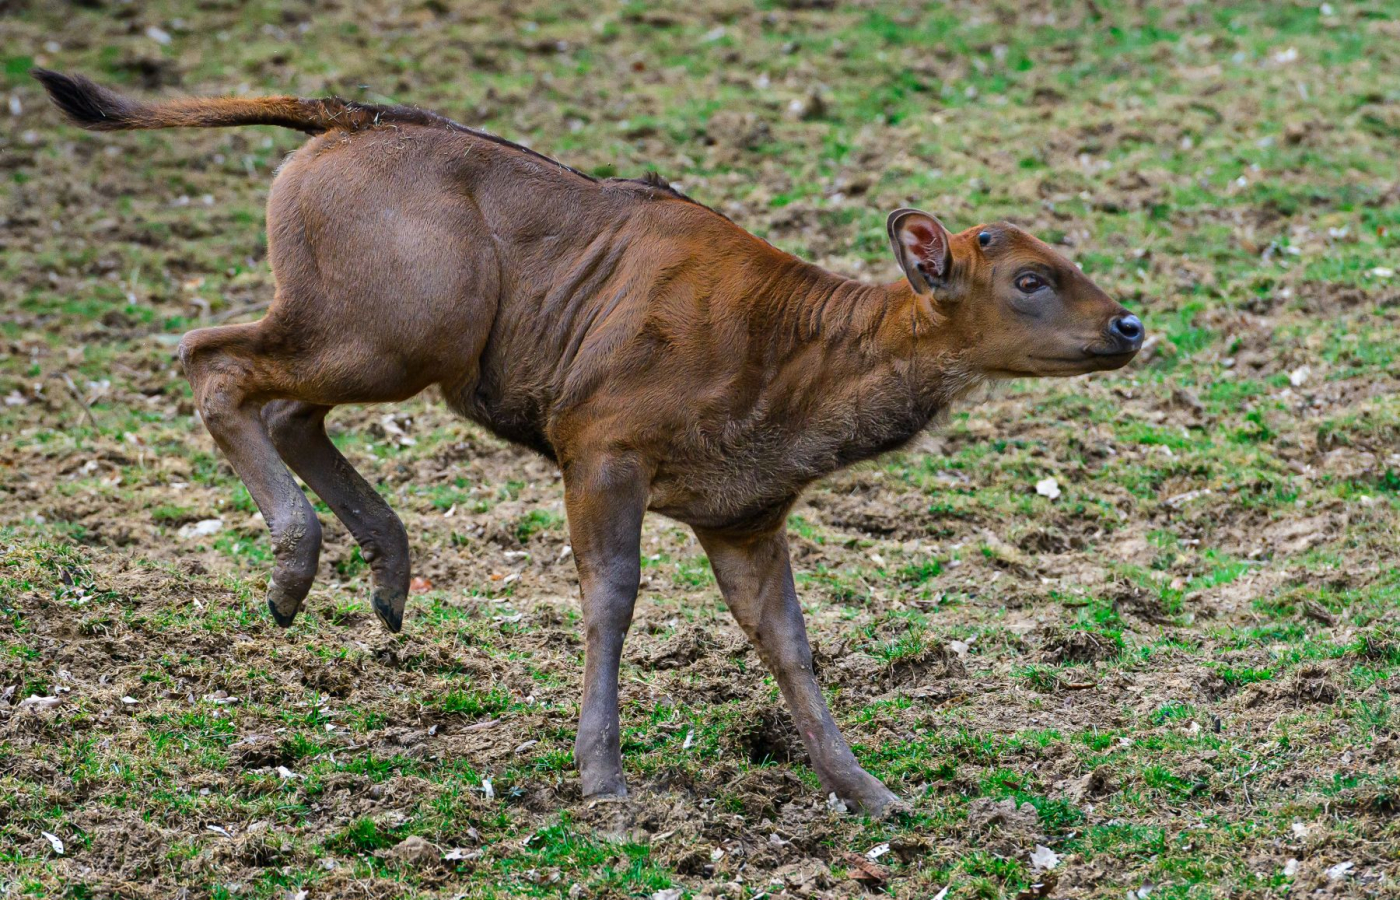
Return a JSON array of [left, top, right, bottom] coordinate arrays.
[[2, 1, 1398, 897]]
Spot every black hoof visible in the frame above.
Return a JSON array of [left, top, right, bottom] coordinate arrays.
[[582, 783, 629, 800], [267, 597, 298, 628], [373, 591, 404, 634]]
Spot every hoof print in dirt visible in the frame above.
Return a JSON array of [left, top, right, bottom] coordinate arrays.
[[737, 708, 804, 766]]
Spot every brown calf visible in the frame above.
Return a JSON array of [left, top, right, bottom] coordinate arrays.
[[36, 70, 1143, 815]]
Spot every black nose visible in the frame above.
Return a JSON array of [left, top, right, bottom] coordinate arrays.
[[1108, 314, 1144, 350]]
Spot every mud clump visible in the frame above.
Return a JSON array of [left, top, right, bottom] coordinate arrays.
[[1014, 524, 1077, 554], [1039, 626, 1123, 664], [1290, 666, 1341, 705], [1197, 670, 1232, 700], [231, 733, 297, 769], [1240, 664, 1342, 709], [638, 625, 709, 670], [704, 110, 772, 152], [1056, 767, 1118, 804], [768, 858, 833, 897], [883, 645, 968, 691], [966, 797, 1045, 856], [1351, 624, 1400, 664], [1107, 580, 1175, 625], [384, 834, 443, 867]]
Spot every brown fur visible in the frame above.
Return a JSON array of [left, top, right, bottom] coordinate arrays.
[[36, 71, 1143, 815]]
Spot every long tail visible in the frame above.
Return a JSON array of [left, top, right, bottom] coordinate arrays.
[[32, 68, 444, 135]]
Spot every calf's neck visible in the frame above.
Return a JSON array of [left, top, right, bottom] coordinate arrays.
[[36, 69, 1144, 815]]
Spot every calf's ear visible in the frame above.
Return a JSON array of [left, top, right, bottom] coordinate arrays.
[[887, 208, 953, 296]]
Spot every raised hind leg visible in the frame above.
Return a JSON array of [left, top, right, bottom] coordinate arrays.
[[179, 322, 322, 627], [263, 400, 412, 632]]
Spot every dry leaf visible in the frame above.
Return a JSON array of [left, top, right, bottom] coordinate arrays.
[[842, 851, 888, 888]]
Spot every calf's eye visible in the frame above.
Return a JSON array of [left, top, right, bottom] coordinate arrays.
[[1015, 273, 1045, 293], [978, 231, 991, 247]]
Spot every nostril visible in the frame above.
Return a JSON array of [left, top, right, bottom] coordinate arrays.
[[1112, 314, 1143, 343]]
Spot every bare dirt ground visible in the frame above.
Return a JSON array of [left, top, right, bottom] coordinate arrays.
[[2, 1, 1398, 898]]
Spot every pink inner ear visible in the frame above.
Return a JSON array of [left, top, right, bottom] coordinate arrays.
[[904, 223, 936, 257], [901, 221, 945, 280]]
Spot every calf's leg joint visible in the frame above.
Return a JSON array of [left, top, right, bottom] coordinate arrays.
[[180, 325, 323, 627], [263, 399, 412, 632]]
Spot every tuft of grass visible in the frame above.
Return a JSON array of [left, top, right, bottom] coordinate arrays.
[[432, 687, 512, 719]]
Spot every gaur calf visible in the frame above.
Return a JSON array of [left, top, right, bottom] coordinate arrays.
[[35, 70, 1144, 816]]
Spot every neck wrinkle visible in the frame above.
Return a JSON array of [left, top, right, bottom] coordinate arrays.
[[753, 255, 979, 415], [861, 278, 984, 422], [763, 257, 893, 353], [742, 258, 978, 478]]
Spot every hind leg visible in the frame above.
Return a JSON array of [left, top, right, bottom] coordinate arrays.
[[179, 323, 322, 626], [263, 400, 412, 632]]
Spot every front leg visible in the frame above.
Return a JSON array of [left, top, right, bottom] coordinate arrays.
[[564, 455, 648, 798], [696, 526, 900, 817]]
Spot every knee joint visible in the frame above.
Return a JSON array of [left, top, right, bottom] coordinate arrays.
[[270, 512, 321, 567]]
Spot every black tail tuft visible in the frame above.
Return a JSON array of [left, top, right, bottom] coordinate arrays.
[[31, 68, 138, 130]]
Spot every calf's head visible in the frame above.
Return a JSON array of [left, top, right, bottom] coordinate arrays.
[[888, 208, 1143, 377]]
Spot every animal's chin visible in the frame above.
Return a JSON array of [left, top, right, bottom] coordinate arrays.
[[994, 348, 1140, 378]]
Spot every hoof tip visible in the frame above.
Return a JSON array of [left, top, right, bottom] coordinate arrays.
[[267, 598, 298, 628], [581, 783, 629, 801], [373, 593, 404, 634], [874, 797, 913, 821]]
